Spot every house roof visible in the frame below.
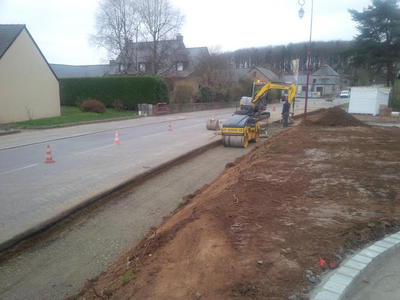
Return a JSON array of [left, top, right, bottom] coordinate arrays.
[[0, 24, 58, 80], [312, 65, 339, 77], [50, 64, 110, 78], [186, 47, 209, 62], [0, 24, 25, 60], [251, 66, 280, 82]]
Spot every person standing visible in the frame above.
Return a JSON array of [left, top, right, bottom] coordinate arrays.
[[282, 98, 290, 128]]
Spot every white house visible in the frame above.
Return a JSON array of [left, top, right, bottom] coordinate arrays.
[[0, 24, 60, 123]]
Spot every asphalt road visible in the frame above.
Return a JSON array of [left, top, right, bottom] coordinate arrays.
[[347, 247, 400, 300], [0, 109, 234, 249]]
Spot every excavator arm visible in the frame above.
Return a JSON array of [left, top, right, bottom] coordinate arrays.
[[252, 82, 297, 105]]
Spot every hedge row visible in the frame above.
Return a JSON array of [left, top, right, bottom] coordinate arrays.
[[60, 76, 169, 109], [394, 80, 400, 110]]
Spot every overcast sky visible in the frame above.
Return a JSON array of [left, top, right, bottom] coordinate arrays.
[[0, 0, 373, 65]]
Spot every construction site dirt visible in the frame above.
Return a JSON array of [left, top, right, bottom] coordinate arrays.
[[71, 108, 400, 300]]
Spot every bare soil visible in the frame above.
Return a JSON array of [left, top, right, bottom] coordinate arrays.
[[353, 114, 400, 123], [70, 108, 400, 300]]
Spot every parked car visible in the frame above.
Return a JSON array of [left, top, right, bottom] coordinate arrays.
[[340, 90, 350, 98]]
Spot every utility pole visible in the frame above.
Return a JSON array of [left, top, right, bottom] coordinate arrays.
[[298, 0, 314, 119]]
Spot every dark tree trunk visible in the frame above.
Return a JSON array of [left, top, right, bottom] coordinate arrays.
[[386, 62, 396, 107], [387, 62, 395, 87]]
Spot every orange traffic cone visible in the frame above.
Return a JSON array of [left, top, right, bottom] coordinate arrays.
[[44, 145, 55, 163], [113, 130, 121, 145], [168, 121, 173, 132]]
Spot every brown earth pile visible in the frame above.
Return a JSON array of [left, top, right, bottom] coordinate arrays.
[[71, 109, 400, 300], [300, 107, 365, 127]]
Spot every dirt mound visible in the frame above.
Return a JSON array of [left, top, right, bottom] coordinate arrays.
[[301, 107, 366, 127], [72, 110, 400, 300]]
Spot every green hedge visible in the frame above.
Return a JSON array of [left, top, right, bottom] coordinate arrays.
[[394, 80, 400, 110], [60, 76, 169, 109]]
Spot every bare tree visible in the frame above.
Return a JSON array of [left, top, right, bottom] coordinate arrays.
[[92, 0, 141, 73], [195, 51, 233, 87], [139, 0, 184, 74]]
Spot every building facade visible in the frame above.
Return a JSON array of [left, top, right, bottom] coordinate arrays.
[[0, 25, 60, 123], [284, 65, 341, 98], [109, 34, 209, 79]]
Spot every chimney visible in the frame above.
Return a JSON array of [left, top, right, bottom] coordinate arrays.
[[176, 33, 183, 43]]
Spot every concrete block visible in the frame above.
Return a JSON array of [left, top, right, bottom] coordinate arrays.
[[375, 240, 393, 249], [329, 273, 353, 286], [352, 254, 373, 264], [323, 279, 347, 294], [368, 245, 387, 254], [360, 248, 381, 259], [337, 266, 361, 278], [390, 232, 400, 240], [313, 289, 340, 300], [344, 259, 367, 271], [383, 237, 400, 245]]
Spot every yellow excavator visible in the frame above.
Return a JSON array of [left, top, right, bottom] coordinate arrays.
[[221, 81, 297, 148]]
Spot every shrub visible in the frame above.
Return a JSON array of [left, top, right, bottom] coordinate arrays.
[[230, 77, 253, 100], [112, 99, 125, 111], [60, 76, 169, 109], [394, 80, 400, 110], [80, 99, 106, 113], [173, 81, 196, 103], [196, 85, 216, 103]]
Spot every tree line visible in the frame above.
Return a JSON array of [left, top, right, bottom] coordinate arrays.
[[224, 0, 400, 88], [225, 40, 353, 77]]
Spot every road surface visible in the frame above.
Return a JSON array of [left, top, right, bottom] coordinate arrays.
[[0, 99, 346, 250]]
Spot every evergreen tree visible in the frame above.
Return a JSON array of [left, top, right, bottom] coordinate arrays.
[[349, 0, 400, 87]]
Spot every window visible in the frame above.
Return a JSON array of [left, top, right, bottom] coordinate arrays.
[[139, 63, 146, 72], [176, 62, 184, 71]]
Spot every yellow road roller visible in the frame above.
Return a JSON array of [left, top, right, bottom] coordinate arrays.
[[221, 81, 297, 148]]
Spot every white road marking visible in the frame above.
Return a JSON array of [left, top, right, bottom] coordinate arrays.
[[74, 144, 114, 155], [0, 163, 39, 176]]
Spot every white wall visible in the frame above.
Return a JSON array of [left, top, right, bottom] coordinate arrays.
[[0, 29, 60, 123], [348, 87, 390, 116]]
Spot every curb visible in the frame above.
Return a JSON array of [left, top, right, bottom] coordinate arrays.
[[0, 138, 222, 252], [311, 231, 400, 300], [7, 105, 237, 130], [14, 115, 142, 130], [0, 130, 21, 136]]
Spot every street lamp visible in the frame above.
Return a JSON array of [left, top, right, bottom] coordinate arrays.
[[298, 0, 314, 119], [298, 0, 305, 18]]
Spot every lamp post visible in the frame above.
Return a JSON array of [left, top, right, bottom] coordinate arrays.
[[298, 0, 314, 119]]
